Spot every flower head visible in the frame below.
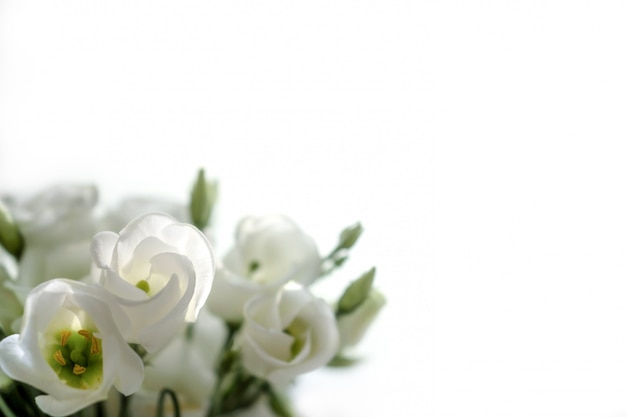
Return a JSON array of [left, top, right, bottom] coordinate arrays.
[[239, 284, 339, 386], [91, 213, 215, 352], [208, 215, 320, 322], [0, 279, 143, 417]]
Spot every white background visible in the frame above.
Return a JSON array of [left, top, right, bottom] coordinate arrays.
[[1, 1, 626, 416]]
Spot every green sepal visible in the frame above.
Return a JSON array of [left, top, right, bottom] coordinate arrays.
[[336, 267, 376, 316]]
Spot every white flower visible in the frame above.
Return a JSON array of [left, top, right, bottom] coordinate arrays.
[[0, 279, 144, 417], [90, 213, 215, 352], [208, 215, 321, 322], [337, 289, 386, 349], [129, 308, 227, 417], [239, 284, 339, 386], [3, 185, 99, 288]]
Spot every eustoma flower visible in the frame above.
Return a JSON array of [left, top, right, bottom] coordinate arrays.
[[239, 284, 339, 386], [208, 214, 321, 322], [0, 279, 143, 417], [90, 213, 215, 352]]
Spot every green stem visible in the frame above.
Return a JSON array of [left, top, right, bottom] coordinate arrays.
[[17, 382, 43, 417], [118, 393, 132, 417], [206, 323, 240, 417], [96, 401, 106, 417], [156, 388, 181, 417], [0, 395, 18, 417]]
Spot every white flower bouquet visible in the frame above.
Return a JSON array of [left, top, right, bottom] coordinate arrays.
[[0, 170, 385, 417]]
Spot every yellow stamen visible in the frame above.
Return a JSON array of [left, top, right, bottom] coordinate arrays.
[[53, 350, 67, 366], [73, 364, 87, 375], [78, 330, 91, 340], [90, 337, 101, 355], [60, 330, 72, 347]]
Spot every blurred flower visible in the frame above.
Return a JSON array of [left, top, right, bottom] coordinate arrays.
[[208, 215, 320, 322], [0, 279, 143, 417], [227, 394, 278, 417], [0, 262, 22, 334], [90, 213, 215, 352], [130, 308, 227, 417], [239, 285, 339, 386], [0, 200, 24, 260], [100, 196, 190, 233], [3, 185, 99, 288]]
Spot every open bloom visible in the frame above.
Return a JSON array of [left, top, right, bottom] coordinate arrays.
[[3, 185, 99, 289], [91, 213, 215, 352], [208, 215, 321, 322], [239, 284, 339, 386], [0, 279, 143, 417]]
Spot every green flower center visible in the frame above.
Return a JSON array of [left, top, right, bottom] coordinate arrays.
[[44, 329, 103, 390], [284, 318, 307, 360]]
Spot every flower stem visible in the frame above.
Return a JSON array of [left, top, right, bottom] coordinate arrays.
[[0, 395, 17, 417], [156, 388, 181, 417], [206, 323, 239, 417], [118, 393, 132, 417], [96, 401, 106, 417]]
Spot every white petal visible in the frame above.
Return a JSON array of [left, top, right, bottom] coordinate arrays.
[[114, 345, 145, 395], [36, 392, 106, 417], [91, 231, 119, 268], [115, 213, 176, 269]]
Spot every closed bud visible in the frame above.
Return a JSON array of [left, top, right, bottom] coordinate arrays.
[[336, 267, 375, 316], [190, 169, 218, 229], [337, 289, 385, 349], [338, 222, 363, 250], [0, 201, 24, 260]]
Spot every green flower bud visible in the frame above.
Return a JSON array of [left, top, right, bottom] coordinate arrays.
[[338, 222, 363, 250], [337, 289, 385, 349], [336, 267, 375, 316], [190, 169, 218, 229], [0, 201, 24, 260]]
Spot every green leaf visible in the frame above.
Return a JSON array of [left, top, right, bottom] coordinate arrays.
[[0, 202, 24, 260], [337, 267, 376, 316], [327, 355, 361, 368]]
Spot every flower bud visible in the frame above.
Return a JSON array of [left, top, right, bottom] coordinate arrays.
[[338, 222, 363, 250], [0, 201, 24, 260], [336, 267, 375, 316], [337, 289, 385, 349], [190, 169, 218, 229]]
